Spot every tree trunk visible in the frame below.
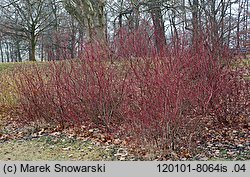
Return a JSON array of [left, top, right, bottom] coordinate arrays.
[[41, 35, 44, 62], [149, 2, 166, 52], [30, 33, 36, 61], [211, 0, 219, 49], [0, 40, 4, 62], [130, 0, 140, 29], [84, 1, 106, 42], [236, 0, 242, 49], [182, 0, 187, 32], [243, 0, 248, 48], [220, 0, 225, 44], [86, 15, 94, 41], [5, 42, 10, 62], [227, 2, 232, 47], [10, 43, 15, 62], [16, 40, 22, 62], [190, 0, 199, 47], [96, 1, 106, 41], [170, 10, 179, 41], [134, 5, 140, 29]]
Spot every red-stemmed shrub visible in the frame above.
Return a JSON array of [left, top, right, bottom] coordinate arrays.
[[13, 26, 249, 154], [14, 46, 131, 133]]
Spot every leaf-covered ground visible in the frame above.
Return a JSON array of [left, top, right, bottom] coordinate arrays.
[[0, 117, 249, 161], [0, 118, 122, 161]]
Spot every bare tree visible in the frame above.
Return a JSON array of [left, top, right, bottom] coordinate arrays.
[[0, 0, 55, 61]]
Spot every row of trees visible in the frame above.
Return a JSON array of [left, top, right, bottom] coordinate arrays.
[[0, 0, 249, 62]]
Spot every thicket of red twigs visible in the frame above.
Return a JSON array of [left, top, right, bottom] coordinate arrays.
[[14, 26, 249, 151]]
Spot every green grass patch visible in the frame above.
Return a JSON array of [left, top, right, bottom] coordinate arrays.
[[0, 72, 18, 108], [240, 59, 250, 66], [0, 136, 117, 161], [0, 62, 21, 73], [0, 61, 42, 108], [0, 61, 49, 73]]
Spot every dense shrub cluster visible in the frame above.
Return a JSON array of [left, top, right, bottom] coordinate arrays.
[[13, 27, 249, 151]]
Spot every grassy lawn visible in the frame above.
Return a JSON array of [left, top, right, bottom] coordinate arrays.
[[0, 63, 19, 111], [0, 136, 117, 161], [0, 62, 21, 73], [238, 58, 250, 80]]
